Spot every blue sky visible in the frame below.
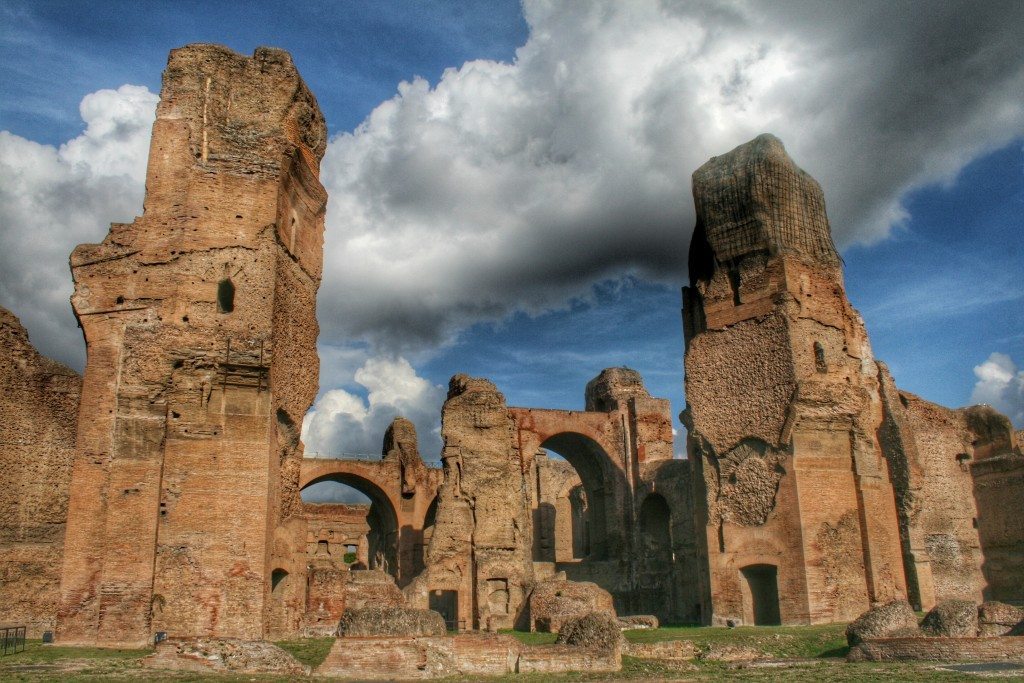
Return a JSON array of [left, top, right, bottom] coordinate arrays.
[[1, 1, 1022, 469]]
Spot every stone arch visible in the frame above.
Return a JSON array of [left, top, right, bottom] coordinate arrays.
[[540, 432, 617, 560], [300, 471, 400, 579]]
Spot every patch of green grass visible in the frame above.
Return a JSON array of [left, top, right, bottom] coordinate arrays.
[[623, 622, 850, 659], [272, 637, 334, 668], [1, 639, 150, 664]]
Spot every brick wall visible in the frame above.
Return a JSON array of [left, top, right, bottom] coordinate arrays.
[[850, 635, 1024, 662]]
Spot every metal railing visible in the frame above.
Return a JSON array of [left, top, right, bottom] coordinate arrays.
[[444, 619, 467, 633], [304, 451, 382, 461], [0, 626, 25, 656], [303, 451, 443, 467]]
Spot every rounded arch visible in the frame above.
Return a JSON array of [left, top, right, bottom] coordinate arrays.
[[540, 432, 617, 560], [301, 472, 400, 578]]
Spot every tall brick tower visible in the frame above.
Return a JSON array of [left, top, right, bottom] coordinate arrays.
[[57, 45, 327, 646], [682, 134, 907, 625]]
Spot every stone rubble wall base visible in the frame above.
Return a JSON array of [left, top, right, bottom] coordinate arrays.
[[315, 634, 621, 678], [142, 637, 309, 676], [848, 636, 1024, 662]]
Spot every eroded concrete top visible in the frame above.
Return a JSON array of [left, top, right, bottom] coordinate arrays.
[[689, 133, 839, 283]]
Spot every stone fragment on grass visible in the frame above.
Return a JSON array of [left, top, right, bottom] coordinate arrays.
[[846, 599, 920, 646], [977, 601, 1024, 636], [338, 606, 446, 637], [921, 600, 979, 637], [556, 611, 624, 652]]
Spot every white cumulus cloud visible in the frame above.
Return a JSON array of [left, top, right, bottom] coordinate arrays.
[[0, 84, 157, 367], [301, 356, 446, 460], [971, 353, 1024, 428]]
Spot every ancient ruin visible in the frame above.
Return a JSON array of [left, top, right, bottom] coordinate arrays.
[[55, 44, 328, 647], [0, 42, 1021, 675], [0, 307, 81, 638]]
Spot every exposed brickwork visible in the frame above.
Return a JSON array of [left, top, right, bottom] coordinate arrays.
[[3, 42, 1021, 659], [0, 307, 81, 637], [528, 578, 616, 632], [684, 134, 907, 626], [315, 634, 525, 678], [56, 44, 327, 647], [849, 635, 1024, 662]]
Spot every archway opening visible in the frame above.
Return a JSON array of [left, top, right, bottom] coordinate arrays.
[[268, 568, 290, 635], [740, 564, 780, 625], [418, 495, 439, 573], [539, 432, 616, 561], [300, 474, 400, 579], [639, 493, 672, 560]]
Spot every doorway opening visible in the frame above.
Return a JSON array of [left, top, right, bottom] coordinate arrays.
[[740, 564, 781, 625], [429, 589, 459, 631]]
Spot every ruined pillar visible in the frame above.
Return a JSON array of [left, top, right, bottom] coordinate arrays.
[[683, 134, 907, 625], [57, 44, 327, 646], [406, 375, 534, 631]]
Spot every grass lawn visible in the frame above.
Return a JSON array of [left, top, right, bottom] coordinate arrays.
[[504, 621, 849, 658], [0, 628, 996, 681], [273, 636, 335, 668], [623, 622, 850, 658]]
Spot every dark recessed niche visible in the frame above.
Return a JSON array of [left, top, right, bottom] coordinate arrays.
[[217, 278, 235, 313]]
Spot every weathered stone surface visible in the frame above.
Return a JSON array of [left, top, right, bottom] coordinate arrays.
[[618, 614, 659, 630], [317, 633, 524, 679], [623, 638, 696, 661], [143, 637, 308, 676], [339, 607, 446, 637], [529, 578, 616, 633], [846, 600, 921, 647], [921, 600, 980, 638], [684, 134, 908, 626], [383, 416, 426, 498], [697, 644, 767, 662], [977, 601, 1024, 637], [848, 635, 1024, 662], [555, 611, 623, 652], [404, 375, 534, 631], [0, 306, 81, 638], [344, 570, 408, 610], [56, 43, 327, 647]]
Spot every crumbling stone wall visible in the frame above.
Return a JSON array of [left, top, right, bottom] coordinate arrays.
[[509, 367, 695, 622], [969, 416, 1024, 603], [886, 391, 986, 604], [637, 459, 701, 624], [405, 375, 535, 631], [57, 44, 327, 647], [683, 134, 907, 626], [0, 307, 81, 637]]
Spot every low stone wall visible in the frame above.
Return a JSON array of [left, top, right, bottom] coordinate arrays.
[[143, 638, 309, 676], [516, 644, 620, 674], [849, 636, 1024, 662], [623, 639, 697, 661], [315, 634, 621, 678]]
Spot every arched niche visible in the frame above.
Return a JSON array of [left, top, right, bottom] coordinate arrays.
[[300, 472, 400, 579], [540, 432, 617, 560]]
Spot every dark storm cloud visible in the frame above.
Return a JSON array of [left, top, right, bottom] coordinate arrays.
[[317, 0, 1024, 354]]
